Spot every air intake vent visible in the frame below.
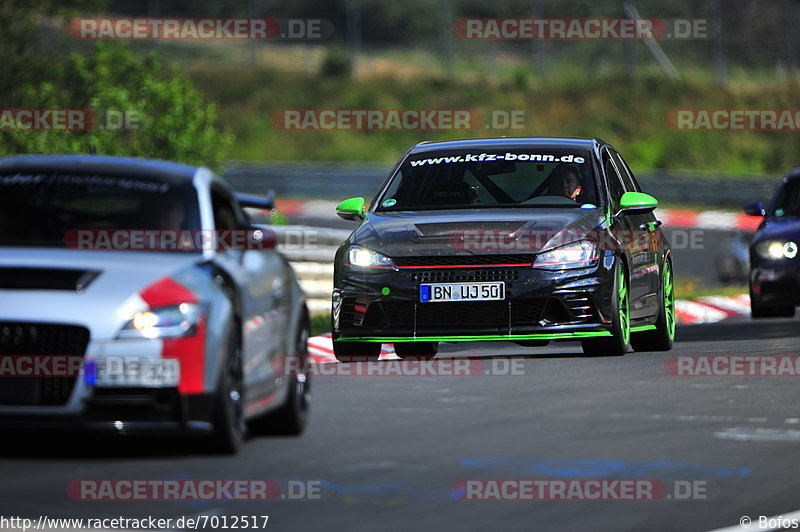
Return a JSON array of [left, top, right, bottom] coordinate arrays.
[[0, 267, 100, 292], [414, 221, 527, 237]]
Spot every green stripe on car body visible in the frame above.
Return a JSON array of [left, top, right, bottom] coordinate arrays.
[[339, 331, 613, 342]]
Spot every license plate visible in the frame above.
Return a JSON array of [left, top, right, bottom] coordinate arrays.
[[420, 282, 505, 303], [86, 357, 180, 388]]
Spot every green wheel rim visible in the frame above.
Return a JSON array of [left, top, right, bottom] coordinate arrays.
[[664, 261, 675, 340], [618, 265, 630, 345]]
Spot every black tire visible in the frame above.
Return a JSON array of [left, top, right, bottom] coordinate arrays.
[[332, 340, 381, 362], [582, 259, 631, 357], [249, 315, 311, 436], [631, 259, 676, 352], [751, 302, 796, 318], [394, 341, 439, 360], [210, 323, 245, 454]]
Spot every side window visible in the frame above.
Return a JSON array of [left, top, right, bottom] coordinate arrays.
[[603, 152, 625, 209], [611, 150, 641, 192], [211, 189, 240, 232]]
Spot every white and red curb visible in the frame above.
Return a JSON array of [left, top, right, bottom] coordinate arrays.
[[675, 294, 750, 324], [307, 332, 397, 364], [658, 210, 760, 231], [306, 295, 750, 360]]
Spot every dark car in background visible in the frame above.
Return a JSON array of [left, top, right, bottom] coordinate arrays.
[[716, 232, 752, 284], [745, 167, 800, 318], [330, 137, 674, 360]]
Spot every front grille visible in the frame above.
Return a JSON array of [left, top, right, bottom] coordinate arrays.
[[378, 298, 553, 329], [395, 255, 536, 268], [341, 296, 584, 332], [383, 301, 414, 327], [417, 301, 509, 327], [408, 269, 521, 283], [0, 322, 90, 406], [511, 299, 549, 325]]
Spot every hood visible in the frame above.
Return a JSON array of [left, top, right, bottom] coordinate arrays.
[[350, 208, 605, 257], [753, 217, 800, 244], [0, 248, 205, 340]]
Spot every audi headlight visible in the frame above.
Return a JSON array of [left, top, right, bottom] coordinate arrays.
[[533, 241, 599, 270], [118, 303, 202, 339], [756, 241, 798, 260], [345, 245, 396, 270]]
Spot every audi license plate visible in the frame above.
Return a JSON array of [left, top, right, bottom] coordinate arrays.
[[420, 282, 505, 303], [86, 357, 180, 388]]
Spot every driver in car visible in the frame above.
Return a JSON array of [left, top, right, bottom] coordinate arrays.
[[545, 163, 582, 201]]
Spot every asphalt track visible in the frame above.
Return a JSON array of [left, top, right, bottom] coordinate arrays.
[[1, 316, 799, 532]]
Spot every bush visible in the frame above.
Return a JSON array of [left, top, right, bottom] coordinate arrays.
[[320, 47, 352, 77], [0, 41, 232, 171]]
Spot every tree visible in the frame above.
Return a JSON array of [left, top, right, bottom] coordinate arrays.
[[0, 1, 233, 171]]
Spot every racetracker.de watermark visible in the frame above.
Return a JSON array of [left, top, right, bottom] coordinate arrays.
[[68, 18, 332, 40], [665, 109, 800, 131], [275, 357, 527, 377], [63, 229, 274, 251], [446, 228, 705, 253], [0, 109, 140, 131], [0, 355, 176, 383], [68, 479, 322, 501], [453, 18, 708, 40], [452, 479, 707, 500], [665, 355, 800, 377], [0, 356, 84, 377], [271, 109, 525, 131]]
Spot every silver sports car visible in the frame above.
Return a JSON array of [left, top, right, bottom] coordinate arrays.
[[0, 155, 310, 453]]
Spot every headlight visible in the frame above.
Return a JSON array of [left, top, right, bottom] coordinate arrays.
[[533, 241, 599, 270], [118, 303, 202, 339], [756, 241, 798, 260], [345, 245, 396, 270]]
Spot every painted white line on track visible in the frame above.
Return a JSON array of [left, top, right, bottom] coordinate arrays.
[[714, 427, 800, 442]]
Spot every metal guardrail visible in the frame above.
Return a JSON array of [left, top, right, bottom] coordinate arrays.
[[272, 225, 346, 313], [225, 161, 782, 210], [636, 170, 778, 209]]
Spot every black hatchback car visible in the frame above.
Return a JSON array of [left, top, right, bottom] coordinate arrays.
[[745, 167, 800, 318], [331, 138, 674, 359]]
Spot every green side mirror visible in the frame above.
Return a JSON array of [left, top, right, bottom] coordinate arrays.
[[336, 197, 366, 221], [618, 191, 658, 216]]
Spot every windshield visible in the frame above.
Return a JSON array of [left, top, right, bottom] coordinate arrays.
[[0, 173, 201, 249], [773, 178, 800, 217], [375, 149, 599, 212]]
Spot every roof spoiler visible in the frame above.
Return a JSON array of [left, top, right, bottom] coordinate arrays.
[[235, 190, 275, 211]]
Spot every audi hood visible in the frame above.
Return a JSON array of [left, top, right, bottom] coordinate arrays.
[[0, 248, 208, 340]]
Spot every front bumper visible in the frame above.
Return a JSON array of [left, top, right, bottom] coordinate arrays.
[[0, 320, 218, 432], [0, 389, 217, 433], [333, 261, 615, 342], [751, 261, 800, 306]]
